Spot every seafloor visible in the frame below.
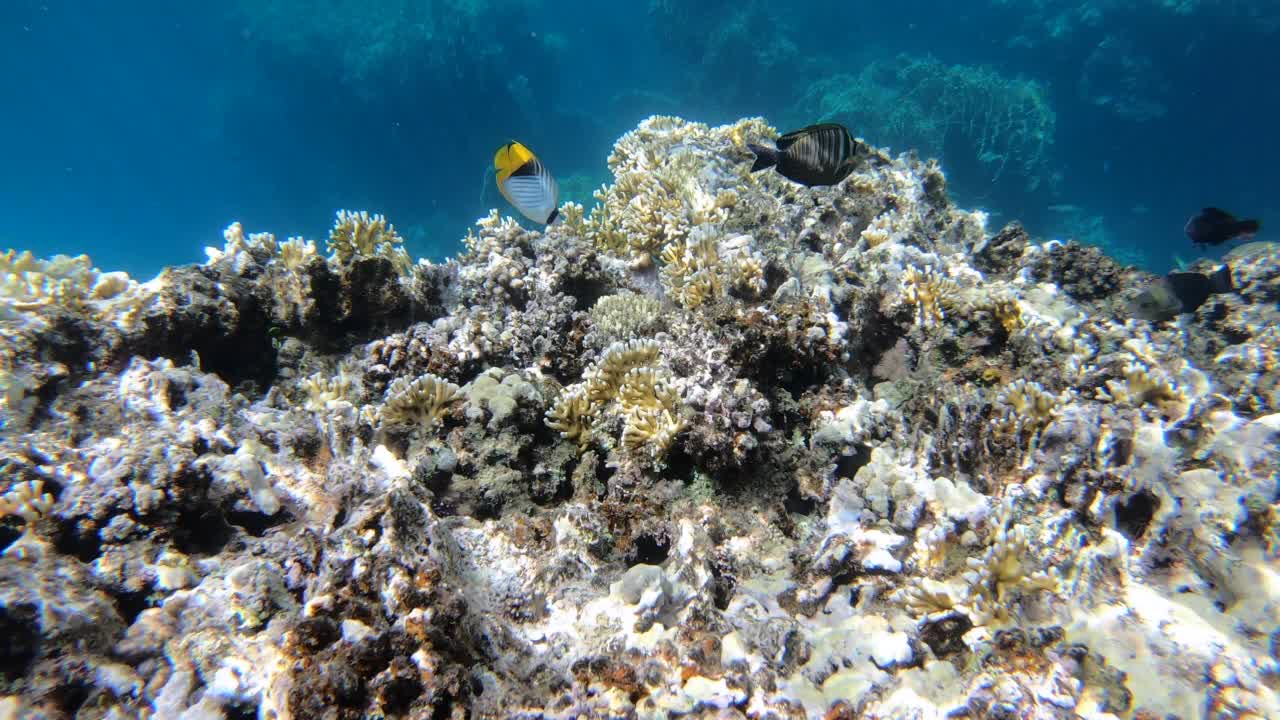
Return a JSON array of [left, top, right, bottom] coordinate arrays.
[[1, 117, 1277, 720]]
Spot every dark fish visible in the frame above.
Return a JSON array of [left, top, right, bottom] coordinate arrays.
[[747, 123, 862, 187], [1133, 264, 1234, 321], [1166, 264, 1234, 313], [1184, 207, 1260, 246]]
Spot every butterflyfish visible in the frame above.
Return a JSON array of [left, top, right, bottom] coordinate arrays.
[[494, 141, 560, 225], [746, 123, 863, 187]]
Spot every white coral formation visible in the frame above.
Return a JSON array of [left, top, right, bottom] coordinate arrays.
[[299, 368, 359, 412], [0, 480, 54, 527], [0, 249, 150, 330], [589, 291, 663, 341], [379, 372, 461, 428], [326, 209, 412, 273]]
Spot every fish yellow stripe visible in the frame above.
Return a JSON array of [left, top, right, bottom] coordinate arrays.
[[495, 141, 537, 182]]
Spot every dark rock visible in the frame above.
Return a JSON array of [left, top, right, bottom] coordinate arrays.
[[1027, 241, 1125, 301], [972, 222, 1029, 275]]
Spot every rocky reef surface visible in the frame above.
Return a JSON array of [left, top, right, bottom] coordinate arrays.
[[1, 117, 1278, 719]]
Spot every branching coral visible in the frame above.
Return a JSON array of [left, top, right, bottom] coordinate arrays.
[[214, 222, 320, 325], [900, 266, 961, 327], [660, 230, 767, 309], [990, 296, 1025, 334], [1097, 359, 1196, 424], [859, 209, 905, 250], [994, 379, 1063, 451], [0, 249, 146, 329], [1, 480, 55, 558], [300, 369, 360, 412], [327, 210, 412, 274], [545, 386, 595, 448], [545, 339, 685, 464], [0, 480, 54, 527], [586, 116, 761, 269], [901, 505, 1061, 627], [583, 340, 663, 406], [379, 373, 462, 428], [589, 292, 664, 342], [660, 231, 723, 309], [617, 366, 686, 463], [277, 236, 318, 271]]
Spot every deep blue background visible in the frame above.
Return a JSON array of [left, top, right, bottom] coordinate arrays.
[[1, 1, 1272, 277]]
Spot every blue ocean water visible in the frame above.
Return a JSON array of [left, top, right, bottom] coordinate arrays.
[[1, 1, 1273, 277]]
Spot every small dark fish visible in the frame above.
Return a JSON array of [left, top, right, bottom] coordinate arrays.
[[747, 123, 862, 187], [1133, 264, 1234, 321], [1184, 207, 1260, 246]]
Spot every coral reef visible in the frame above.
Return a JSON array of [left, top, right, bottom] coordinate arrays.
[[1, 114, 1277, 719], [802, 54, 1057, 191]]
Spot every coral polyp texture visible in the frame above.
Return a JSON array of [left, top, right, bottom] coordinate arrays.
[[1, 116, 1278, 719]]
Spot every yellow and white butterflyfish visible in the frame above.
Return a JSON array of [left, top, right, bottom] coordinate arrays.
[[494, 141, 560, 225]]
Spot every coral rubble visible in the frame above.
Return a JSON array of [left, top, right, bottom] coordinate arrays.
[[1, 115, 1277, 719]]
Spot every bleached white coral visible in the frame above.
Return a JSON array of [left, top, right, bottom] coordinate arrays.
[[590, 292, 664, 341], [0, 249, 148, 329], [0, 480, 54, 526], [300, 369, 360, 412]]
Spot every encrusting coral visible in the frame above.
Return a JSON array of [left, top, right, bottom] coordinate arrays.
[[1, 114, 1278, 719]]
